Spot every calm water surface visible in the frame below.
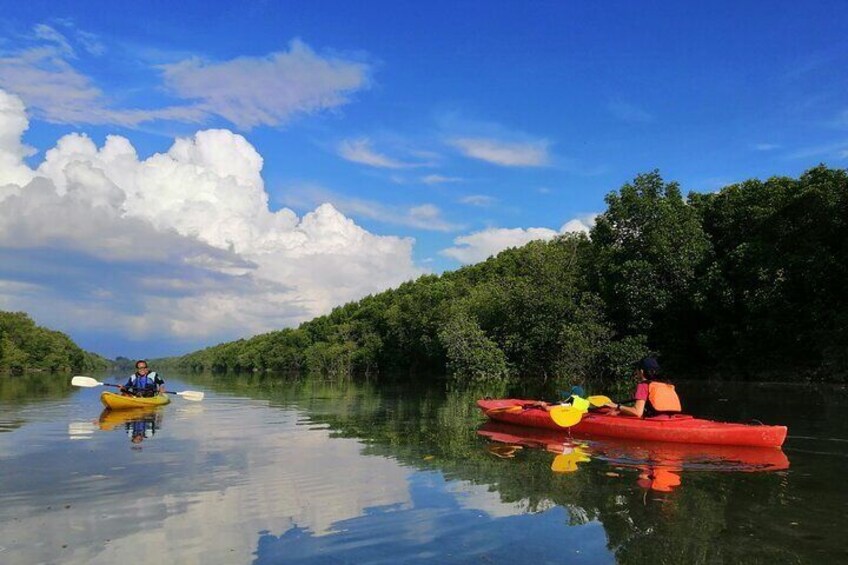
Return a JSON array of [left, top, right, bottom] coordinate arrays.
[[0, 373, 846, 564]]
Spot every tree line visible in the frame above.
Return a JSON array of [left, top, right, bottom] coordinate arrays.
[[0, 311, 108, 374], [173, 165, 847, 385]]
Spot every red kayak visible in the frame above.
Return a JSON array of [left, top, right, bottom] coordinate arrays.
[[477, 399, 787, 448], [478, 421, 790, 472]]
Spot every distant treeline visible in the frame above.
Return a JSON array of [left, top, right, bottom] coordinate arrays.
[[0, 311, 108, 374], [174, 165, 848, 385]]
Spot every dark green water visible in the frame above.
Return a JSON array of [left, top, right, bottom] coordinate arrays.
[[0, 372, 845, 564]]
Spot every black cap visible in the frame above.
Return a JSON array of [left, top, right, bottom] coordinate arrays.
[[638, 357, 660, 372]]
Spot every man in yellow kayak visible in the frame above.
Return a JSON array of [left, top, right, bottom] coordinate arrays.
[[121, 360, 165, 397]]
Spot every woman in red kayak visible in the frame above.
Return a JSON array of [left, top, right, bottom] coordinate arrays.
[[606, 357, 681, 417]]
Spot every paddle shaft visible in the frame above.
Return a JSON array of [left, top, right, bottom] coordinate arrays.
[[71, 376, 204, 401], [99, 381, 162, 397]]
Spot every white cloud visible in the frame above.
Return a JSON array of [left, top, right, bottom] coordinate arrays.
[[440, 227, 559, 264], [0, 90, 36, 189], [449, 137, 550, 167], [441, 215, 596, 265], [0, 90, 422, 348], [787, 140, 848, 160], [162, 40, 371, 129], [282, 184, 462, 232], [0, 41, 206, 127], [459, 194, 495, 207], [0, 31, 370, 130], [752, 143, 780, 151], [337, 137, 419, 169], [32, 24, 76, 58], [421, 174, 463, 185], [559, 215, 596, 234]]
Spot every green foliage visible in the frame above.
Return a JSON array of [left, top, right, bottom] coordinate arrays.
[[438, 313, 512, 385], [171, 165, 848, 384], [689, 165, 848, 378], [0, 311, 107, 374], [590, 170, 711, 337]]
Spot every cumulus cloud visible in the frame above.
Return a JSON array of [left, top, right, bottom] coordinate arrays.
[[440, 215, 596, 265], [0, 90, 422, 352], [337, 137, 419, 169], [441, 227, 559, 264], [559, 214, 595, 234], [449, 137, 550, 167], [0, 90, 36, 189], [0, 29, 370, 129]]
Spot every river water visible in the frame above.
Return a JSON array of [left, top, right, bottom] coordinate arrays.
[[0, 373, 846, 564]]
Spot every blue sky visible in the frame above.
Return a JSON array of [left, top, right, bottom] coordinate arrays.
[[0, 1, 846, 358]]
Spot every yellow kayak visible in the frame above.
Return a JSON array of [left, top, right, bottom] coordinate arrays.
[[100, 391, 170, 410]]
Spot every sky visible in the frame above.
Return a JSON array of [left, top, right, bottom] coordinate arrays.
[[0, 1, 846, 358]]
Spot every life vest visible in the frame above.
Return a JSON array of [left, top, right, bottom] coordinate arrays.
[[127, 372, 160, 396], [647, 381, 682, 413]]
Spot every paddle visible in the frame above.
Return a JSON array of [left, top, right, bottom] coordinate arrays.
[[486, 395, 616, 426], [485, 401, 549, 415], [549, 405, 584, 427], [486, 405, 525, 415], [587, 395, 613, 407], [71, 376, 205, 402]]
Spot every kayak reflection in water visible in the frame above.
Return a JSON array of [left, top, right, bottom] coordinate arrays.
[[549, 442, 592, 473], [98, 407, 163, 446], [637, 466, 682, 492], [478, 421, 788, 492]]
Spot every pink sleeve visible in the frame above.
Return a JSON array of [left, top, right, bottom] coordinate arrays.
[[634, 382, 649, 401]]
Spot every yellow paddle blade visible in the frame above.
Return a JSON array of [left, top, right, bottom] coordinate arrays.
[[587, 395, 612, 407], [550, 405, 583, 427], [550, 446, 592, 473], [551, 453, 578, 473], [571, 395, 590, 412]]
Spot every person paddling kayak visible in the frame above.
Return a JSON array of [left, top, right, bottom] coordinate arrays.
[[605, 357, 681, 418], [121, 360, 165, 397]]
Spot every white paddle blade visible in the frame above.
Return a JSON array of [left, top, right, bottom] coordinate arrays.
[[71, 376, 102, 387], [68, 421, 98, 439], [176, 390, 205, 402]]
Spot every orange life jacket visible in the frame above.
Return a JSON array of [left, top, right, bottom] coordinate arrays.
[[647, 381, 682, 413]]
